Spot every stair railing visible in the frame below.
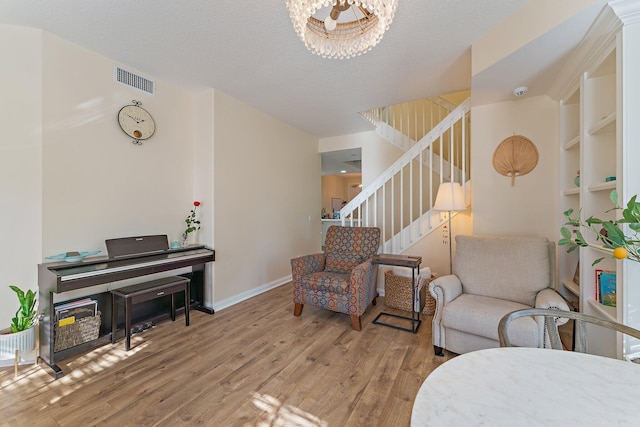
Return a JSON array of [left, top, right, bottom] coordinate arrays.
[[342, 98, 470, 254], [358, 96, 458, 151]]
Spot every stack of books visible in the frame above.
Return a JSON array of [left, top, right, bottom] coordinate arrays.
[[54, 298, 98, 327]]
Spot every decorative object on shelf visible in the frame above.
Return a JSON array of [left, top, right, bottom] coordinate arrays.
[[574, 170, 580, 187], [285, 0, 398, 59], [560, 190, 640, 265], [182, 200, 201, 247], [596, 270, 617, 307], [117, 100, 155, 145], [46, 250, 101, 263], [0, 285, 37, 373], [605, 176, 616, 182], [433, 182, 466, 274], [492, 135, 539, 186]]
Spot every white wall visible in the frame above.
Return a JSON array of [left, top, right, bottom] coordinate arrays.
[[0, 25, 43, 329], [41, 32, 195, 257], [470, 95, 559, 240], [193, 89, 215, 307], [473, 0, 606, 76], [212, 91, 319, 307], [0, 25, 321, 326], [319, 130, 403, 187]]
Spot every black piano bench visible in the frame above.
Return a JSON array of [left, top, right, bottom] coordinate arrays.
[[111, 276, 190, 351]]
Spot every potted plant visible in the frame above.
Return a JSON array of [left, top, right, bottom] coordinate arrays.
[[560, 190, 640, 264], [0, 285, 37, 367]]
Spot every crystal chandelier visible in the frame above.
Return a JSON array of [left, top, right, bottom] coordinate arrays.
[[286, 0, 399, 59]]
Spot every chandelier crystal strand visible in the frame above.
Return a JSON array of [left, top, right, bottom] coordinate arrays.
[[286, 0, 398, 59]]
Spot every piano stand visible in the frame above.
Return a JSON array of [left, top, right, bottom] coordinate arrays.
[[111, 276, 190, 351], [39, 237, 215, 379]]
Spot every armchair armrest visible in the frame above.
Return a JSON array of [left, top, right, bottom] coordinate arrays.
[[429, 275, 463, 305], [535, 288, 570, 347], [535, 288, 570, 311], [291, 253, 325, 283], [348, 260, 378, 315], [429, 275, 463, 353]]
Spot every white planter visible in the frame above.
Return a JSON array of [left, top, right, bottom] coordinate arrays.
[[0, 326, 36, 367]]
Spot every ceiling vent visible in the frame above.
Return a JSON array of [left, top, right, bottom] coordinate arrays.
[[114, 65, 155, 95]]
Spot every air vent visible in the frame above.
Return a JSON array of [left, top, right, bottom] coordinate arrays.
[[114, 65, 155, 95]]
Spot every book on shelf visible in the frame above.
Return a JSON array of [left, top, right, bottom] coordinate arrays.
[[54, 298, 98, 327], [595, 269, 602, 301], [596, 270, 616, 307]]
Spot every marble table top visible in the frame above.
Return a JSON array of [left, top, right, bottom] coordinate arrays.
[[411, 347, 640, 426]]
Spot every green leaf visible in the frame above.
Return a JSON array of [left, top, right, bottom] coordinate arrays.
[[592, 257, 604, 266], [560, 227, 572, 239], [610, 189, 619, 206], [563, 208, 574, 217], [603, 222, 625, 245], [586, 216, 602, 225]]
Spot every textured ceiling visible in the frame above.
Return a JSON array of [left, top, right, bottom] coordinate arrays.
[[0, 0, 535, 138]]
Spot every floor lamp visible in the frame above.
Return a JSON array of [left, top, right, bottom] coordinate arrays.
[[434, 182, 466, 274]]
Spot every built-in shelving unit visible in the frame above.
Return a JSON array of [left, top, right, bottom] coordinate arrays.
[[556, 2, 640, 359]]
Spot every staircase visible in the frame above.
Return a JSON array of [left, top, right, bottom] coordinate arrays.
[[359, 96, 458, 152], [341, 98, 471, 254]]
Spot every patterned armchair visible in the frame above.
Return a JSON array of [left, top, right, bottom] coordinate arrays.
[[291, 226, 381, 330]]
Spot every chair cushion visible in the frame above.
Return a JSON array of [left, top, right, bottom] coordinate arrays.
[[443, 294, 538, 346], [454, 235, 551, 306], [302, 271, 350, 294], [325, 252, 363, 274]]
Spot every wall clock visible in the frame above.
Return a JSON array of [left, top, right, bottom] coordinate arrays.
[[118, 100, 155, 145]]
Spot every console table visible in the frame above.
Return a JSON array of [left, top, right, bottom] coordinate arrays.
[[371, 254, 422, 333], [411, 347, 640, 426]]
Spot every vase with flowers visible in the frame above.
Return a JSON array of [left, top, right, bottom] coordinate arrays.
[[559, 190, 640, 265], [182, 201, 202, 248]]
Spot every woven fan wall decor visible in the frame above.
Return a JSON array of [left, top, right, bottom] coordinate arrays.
[[492, 135, 539, 186]]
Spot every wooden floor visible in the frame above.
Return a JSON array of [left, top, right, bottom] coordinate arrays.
[[0, 283, 455, 427]]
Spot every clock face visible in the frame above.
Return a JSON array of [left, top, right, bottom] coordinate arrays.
[[118, 105, 155, 140]]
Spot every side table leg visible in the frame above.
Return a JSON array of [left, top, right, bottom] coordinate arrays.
[[171, 293, 176, 322]]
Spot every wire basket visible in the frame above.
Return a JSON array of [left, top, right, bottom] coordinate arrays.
[[54, 312, 101, 353], [384, 271, 435, 315]]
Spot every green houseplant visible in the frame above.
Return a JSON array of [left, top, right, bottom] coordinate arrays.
[[0, 285, 37, 367], [559, 190, 640, 264], [9, 285, 37, 332]]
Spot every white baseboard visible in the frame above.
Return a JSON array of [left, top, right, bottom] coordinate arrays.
[[212, 275, 292, 312]]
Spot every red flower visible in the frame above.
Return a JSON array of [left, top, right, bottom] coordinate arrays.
[[194, 201, 201, 207]]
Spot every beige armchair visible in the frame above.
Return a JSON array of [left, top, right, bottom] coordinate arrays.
[[429, 235, 569, 356]]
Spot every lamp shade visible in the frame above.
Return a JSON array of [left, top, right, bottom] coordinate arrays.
[[434, 182, 466, 211]]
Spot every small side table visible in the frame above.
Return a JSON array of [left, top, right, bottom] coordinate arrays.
[[371, 254, 422, 333]]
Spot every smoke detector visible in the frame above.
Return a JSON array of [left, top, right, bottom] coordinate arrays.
[[513, 86, 528, 97]]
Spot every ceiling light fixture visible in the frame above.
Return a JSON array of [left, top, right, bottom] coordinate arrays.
[[286, 0, 398, 59]]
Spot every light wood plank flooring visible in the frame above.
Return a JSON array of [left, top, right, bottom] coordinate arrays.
[[0, 283, 454, 426]]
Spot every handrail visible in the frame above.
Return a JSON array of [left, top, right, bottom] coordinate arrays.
[[358, 96, 456, 150], [342, 98, 471, 253]]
